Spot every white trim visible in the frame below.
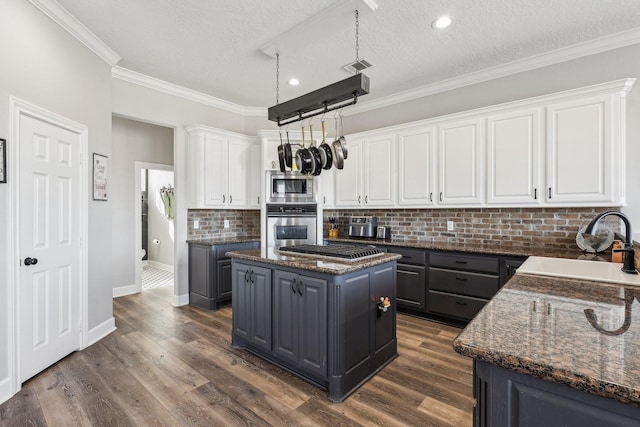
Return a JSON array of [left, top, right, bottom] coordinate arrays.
[[147, 260, 174, 272], [173, 293, 189, 307], [113, 67, 266, 117], [87, 317, 116, 347], [28, 0, 120, 66], [0, 377, 12, 405], [8, 97, 89, 399], [134, 161, 174, 293], [346, 28, 640, 116], [113, 284, 138, 298]]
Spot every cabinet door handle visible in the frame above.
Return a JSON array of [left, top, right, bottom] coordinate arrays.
[[506, 264, 512, 277], [455, 276, 468, 282], [548, 187, 552, 199], [323, 196, 326, 204], [358, 195, 361, 204], [230, 195, 233, 204], [365, 195, 368, 204], [222, 195, 226, 203], [429, 193, 433, 202], [291, 279, 297, 294], [455, 260, 467, 264], [244, 270, 249, 282], [534, 188, 537, 200], [297, 281, 303, 296], [249, 270, 255, 283], [258, 196, 260, 204], [455, 301, 468, 306], [439, 192, 443, 202]]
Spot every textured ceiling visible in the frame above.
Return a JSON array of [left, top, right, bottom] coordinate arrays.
[[55, 0, 640, 108]]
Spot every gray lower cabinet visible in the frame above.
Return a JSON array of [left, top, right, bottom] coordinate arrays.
[[231, 262, 272, 351], [428, 252, 500, 321], [474, 360, 640, 426], [389, 247, 428, 311], [273, 271, 327, 377], [188, 241, 259, 310]]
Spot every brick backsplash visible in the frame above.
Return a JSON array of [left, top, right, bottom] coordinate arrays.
[[188, 209, 260, 240], [323, 207, 622, 251]]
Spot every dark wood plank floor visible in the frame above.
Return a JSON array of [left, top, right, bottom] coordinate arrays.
[[0, 286, 473, 426]]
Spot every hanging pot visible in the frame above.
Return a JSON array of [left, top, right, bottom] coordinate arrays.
[[295, 126, 313, 175], [318, 120, 333, 170], [277, 130, 286, 172], [338, 113, 348, 159], [308, 123, 322, 176], [284, 130, 293, 168], [332, 117, 345, 170]]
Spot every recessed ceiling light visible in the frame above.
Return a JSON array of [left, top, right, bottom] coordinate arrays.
[[432, 16, 452, 29], [289, 78, 299, 86]]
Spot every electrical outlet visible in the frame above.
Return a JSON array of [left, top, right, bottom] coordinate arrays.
[[193, 220, 199, 229], [447, 221, 455, 231], [224, 219, 230, 229]]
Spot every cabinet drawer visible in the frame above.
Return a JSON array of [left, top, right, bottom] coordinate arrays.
[[217, 241, 259, 259], [428, 290, 487, 321], [386, 247, 427, 266], [430, 252, 499, 274], [429, 268, 499, 299]]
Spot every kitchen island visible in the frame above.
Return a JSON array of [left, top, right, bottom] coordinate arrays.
[[227, 247, 401, 402], [453, 262, 640, 426]]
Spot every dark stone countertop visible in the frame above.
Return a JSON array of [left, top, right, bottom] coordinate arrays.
[[187, 236, 260, 246], [324, 237, 609, 260], [226, 248, 402, 275], [453, 273, 640, 406]]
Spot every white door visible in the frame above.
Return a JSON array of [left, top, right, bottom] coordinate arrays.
[[398, 127, 435, 206], [334, 139, 362, 207], [19, 114, 82, 382], [363, 133, 396, 206]]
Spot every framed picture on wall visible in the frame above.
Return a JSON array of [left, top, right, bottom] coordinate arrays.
[[93, 153, 108, 201], [0, 139, 6, 184]]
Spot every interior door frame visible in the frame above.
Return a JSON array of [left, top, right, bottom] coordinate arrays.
[[8, 97, 89, 396], [134, 161, 174, 293]]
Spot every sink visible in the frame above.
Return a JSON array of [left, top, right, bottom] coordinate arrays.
[[518, 256, 640, 286]]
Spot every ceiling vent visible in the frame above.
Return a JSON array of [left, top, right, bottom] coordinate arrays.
[[343, 58, 374, 74]]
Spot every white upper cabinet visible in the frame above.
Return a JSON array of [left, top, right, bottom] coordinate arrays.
[[486, 108, 542, 204], [318, 165, 335, 208], [438, 118, 483, 205], [363, 133, 396, 206], [247, 139, 261, 208], [398, 126, 435, 206], [186, 125, 254, 209], [334, 139, 363, 207], [545, 94, 620, 204]]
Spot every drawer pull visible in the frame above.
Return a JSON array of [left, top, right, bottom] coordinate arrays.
[[455, 260, 467, 264], [455, 301, 468, 306], [455, 277, 468, 282]]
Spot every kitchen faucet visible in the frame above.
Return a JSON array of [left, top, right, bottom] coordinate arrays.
[[584, 211, 638, 274]]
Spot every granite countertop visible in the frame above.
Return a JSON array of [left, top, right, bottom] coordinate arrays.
[[187, 236, 260, 245], [453, 273, 640, 405], [226, 248, 402, 275], [324, 236, 606, 260]]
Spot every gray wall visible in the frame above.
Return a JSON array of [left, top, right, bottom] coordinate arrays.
[[147, 169, 175, 267], [111, 117, 173, 288], [0, 0, 113, 393]]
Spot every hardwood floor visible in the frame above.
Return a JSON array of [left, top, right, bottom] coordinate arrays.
[[0, 287, 474, 426]]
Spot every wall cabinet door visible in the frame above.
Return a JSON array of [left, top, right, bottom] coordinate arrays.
[[203, 132, 228, 207], [227, 137, 249, 207], [438, 118, 483, 205], [319, 166, 335, 208], [334, 139, 362, 207], [363, 133, 396, 206], [487, 109, 541, 204], [546, 94, 616, 204], [247, 140, 261, 207], [398, 127, 435, 206]]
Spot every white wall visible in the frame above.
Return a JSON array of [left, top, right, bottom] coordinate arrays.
[[111, 117, 173, 288], [147, 169, 175, 267], [0, 0, 113, 399]]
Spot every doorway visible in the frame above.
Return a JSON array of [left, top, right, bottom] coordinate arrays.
[[135, 162, 174, 293]]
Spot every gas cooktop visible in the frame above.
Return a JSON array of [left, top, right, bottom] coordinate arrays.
[[277, 244, 385, 262]]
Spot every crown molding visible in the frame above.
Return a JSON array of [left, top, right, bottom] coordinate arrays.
[[29, 0, 120, 66], [112, 67, 266, 117], [345, 27, 640, 116]]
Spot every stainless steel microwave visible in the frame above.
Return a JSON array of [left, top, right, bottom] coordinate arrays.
[[268, 171, 314, 203]]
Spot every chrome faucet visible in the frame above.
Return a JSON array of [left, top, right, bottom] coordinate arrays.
[[584, 211, 638, 274]]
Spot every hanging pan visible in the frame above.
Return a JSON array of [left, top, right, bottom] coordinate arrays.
[[318, 119, 333, 170], [338, 112, 348, 159], [308, 123, 322, 176], [284, 130, 293, 168], [277, 130, 286, 172], [295, 126, 313, 175], [332, 117, 345, 170]]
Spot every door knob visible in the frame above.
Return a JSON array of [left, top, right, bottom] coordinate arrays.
[[24, 257, 38, 266]]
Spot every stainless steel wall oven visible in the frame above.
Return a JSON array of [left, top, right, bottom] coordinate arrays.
[[266, 203, 317, 248]]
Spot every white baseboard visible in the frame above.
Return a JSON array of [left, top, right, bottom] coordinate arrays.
[[148, 260, 174, 272], [173, 293, 189, 307], [0, 377, 13, 405], [113, 284, 138, 298], [142, 260, 148, 267], [87, 317, 116, 347]]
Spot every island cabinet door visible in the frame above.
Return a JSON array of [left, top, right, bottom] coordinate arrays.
[[298, 275, 327, 377], [273, 270, 299, 364], [232, 262, 252, 341], [249, 265, 272, 352]]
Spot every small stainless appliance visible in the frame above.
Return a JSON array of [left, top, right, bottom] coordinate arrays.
[[376, 226, 391, 239], [266, 203, 317, 248], [348, 216, 378, 238], [268, 171, 314, 203]]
